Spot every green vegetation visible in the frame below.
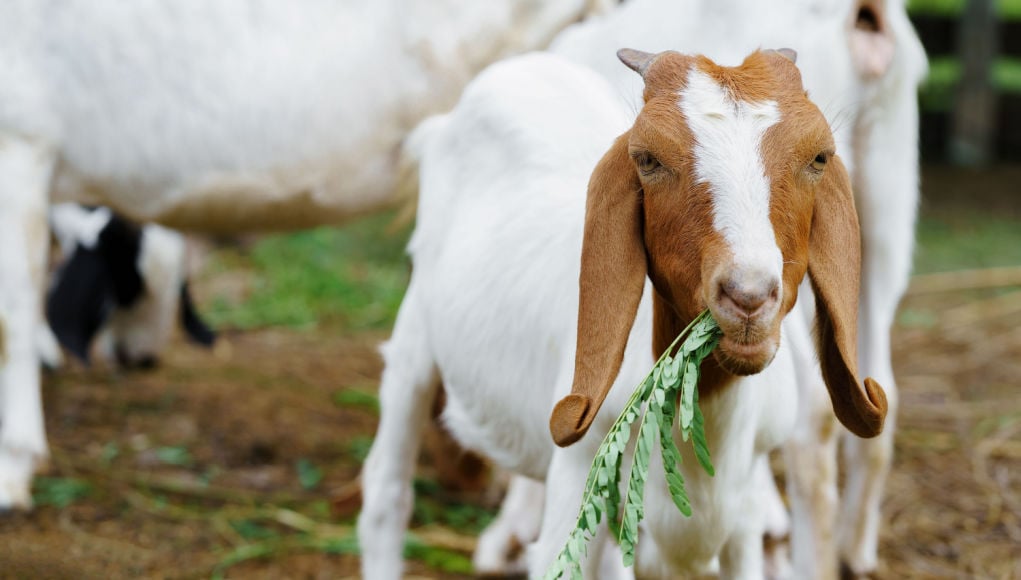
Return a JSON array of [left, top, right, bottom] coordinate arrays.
[[412, 478, 495, 534], [32, 476, 94, 508], [205, 212, 411, 331], [921, 58, 1021, 112], [295, 458, 324, 491], [546, 312, 720, 579], [908, 0, 1021, 17], [332, 387, 381, 414], [915, 213, 1021, 274]]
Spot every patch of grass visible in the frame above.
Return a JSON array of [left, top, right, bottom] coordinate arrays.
[[404, 536, 474, 575], [332, 388, 380, 414], [897, 308, 939, 328], [230, 519, 279, 541], [206, 213, 411, 331], [412, 477, 496, 535], [32, 476, 93, 508], [914, 213, 1021, 274]]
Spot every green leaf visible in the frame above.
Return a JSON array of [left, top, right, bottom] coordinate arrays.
[[544, 310, 719, 577], [620, 410, 657, 566], [692, 396, 715, 477], [657, 397, 692, 517], [680, 360, 697, 436]]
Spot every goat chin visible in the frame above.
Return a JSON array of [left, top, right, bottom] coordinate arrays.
[[714, 336, 780, 377]]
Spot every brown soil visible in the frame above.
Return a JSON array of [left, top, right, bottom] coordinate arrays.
[[2, 168, 1019, 579]]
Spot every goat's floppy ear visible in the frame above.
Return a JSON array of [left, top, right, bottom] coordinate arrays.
[[808, 155, 888, 438], [46, 246, 115, 363], [179, 282, 216, 347], [550, 131, 646, 447]]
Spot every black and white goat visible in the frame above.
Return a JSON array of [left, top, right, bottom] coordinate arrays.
[[46, 204, 215, 369]]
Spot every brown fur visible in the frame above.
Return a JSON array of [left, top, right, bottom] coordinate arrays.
[[549, 49, 887, 447]]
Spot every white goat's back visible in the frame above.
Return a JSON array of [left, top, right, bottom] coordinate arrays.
[[407, 54, 632, 476], [0, 0, 593, 231]]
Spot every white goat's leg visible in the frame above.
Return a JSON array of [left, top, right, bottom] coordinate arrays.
[[838, 222, 904, 577], [839, 240, 902, 577], [760, 457, 789, 540], [838, 70, 918, 576], [474, 473, 545, 575], [783, 390, 840, 580], [0, 136, 55, 510], [528, 443, 622, 579], [783, 302, 840, 580], [357, 288, 440, 580], [718, 483, 766, 580], [758, 457, 793, 580]]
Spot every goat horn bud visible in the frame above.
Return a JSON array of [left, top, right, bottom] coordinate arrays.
[[764, 47, 798, 64], [617, 48, 658, 77]]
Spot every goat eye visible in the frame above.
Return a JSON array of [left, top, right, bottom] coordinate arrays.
[[810, 152, 829, 172], [635, 152, 662, 175]]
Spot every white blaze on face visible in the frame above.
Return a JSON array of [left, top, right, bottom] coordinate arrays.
[[679, 68, 784, 282]]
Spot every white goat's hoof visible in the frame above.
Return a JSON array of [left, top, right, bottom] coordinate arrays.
[[764, 534, 793, 580], [473, 528, 528, 576], [0, 447, 39, 511], [839, 561, 879, 580]]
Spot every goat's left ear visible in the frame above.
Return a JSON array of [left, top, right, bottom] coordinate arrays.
[[808, 155, 888, 438]]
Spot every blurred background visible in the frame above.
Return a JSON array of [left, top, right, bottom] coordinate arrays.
[[0, 1, 1018, 578]]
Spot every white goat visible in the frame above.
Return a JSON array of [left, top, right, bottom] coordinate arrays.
[[46, 204, 215, 369], [358, 48, 888, 579], [474, 1, 928, 576], [0, 0, 604, 508]]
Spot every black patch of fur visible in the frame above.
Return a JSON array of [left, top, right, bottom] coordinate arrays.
[[179, 282, 216, 346], [46, 211, 145, 363]]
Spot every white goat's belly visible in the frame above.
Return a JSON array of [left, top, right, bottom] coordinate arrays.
[[440, 383, 554, 480], [51, 151, 400, 233]]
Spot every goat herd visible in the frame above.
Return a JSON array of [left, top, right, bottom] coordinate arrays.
[[1, 1, 929, 578]]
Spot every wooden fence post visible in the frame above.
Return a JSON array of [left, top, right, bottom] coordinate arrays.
[[950, 0, 999, 165]]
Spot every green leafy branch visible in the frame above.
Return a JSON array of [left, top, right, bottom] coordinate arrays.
[[545, 310, 722, 579]]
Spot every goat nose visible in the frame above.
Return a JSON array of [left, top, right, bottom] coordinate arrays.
[[718, 277, 779, 318]]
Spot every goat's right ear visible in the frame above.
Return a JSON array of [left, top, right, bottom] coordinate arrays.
[[550, 131, 646, 447], [46, 246, 114, 363]]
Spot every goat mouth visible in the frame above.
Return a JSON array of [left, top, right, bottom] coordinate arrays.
[[714, 335, 776, 376]]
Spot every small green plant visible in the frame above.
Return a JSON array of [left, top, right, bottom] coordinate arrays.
[[545, 310, 721, 579], [32, 476, 94, 508]]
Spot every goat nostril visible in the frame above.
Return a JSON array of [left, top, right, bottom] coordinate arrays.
[[719, 280, 775, 317]]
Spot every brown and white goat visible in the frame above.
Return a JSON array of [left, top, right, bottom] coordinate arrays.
[[358, 47, 887, 578]]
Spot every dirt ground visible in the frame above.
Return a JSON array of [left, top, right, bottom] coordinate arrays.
[[1, 167, 1019, 579]]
